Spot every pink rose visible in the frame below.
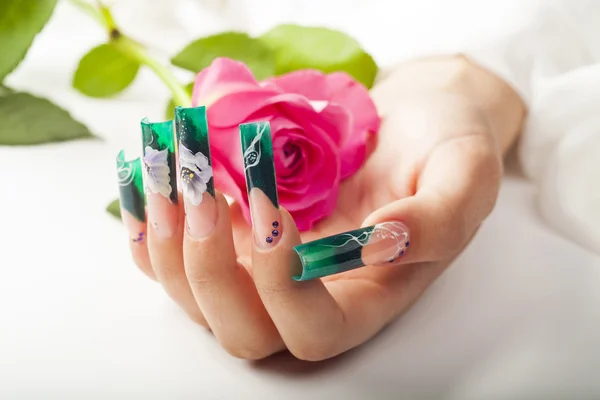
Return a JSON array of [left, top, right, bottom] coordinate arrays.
[[192, 57, 380, 231]]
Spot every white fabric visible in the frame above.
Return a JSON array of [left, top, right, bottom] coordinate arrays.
[[465, 0, 600, 254]]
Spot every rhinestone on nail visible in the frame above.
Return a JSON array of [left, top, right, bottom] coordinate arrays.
[[132, 232, 145, 243], [272, 230, 279, 237], [266, 237, 273, 244], [272, 221, 279, 228]]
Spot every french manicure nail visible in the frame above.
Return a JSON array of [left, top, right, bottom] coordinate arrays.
[[240, 121, 282, 249], [116, 150, 146, 243], [292, 221, 410, 281], [175, 105, 217, 238], [141, 118, 178, 239]]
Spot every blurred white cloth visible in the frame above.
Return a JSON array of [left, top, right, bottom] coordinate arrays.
[[466, 0, 600, 254]]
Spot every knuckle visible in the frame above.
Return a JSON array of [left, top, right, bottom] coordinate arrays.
[[256, 280, 294, 303], [482, 153, 503, 213], [185, 272, 216, 291], [288, 341, 339, 362], [427, 133, 503, 259], [286, 331, 343, 362], [436, 192, 470, 255], [469, 143, 503, 218], [154, 262, 184, 282], [221, 340, 274, 361]]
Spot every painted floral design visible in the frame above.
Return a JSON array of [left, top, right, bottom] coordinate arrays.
[[179, 142, 213, 206], [143, 145, 172, 198]]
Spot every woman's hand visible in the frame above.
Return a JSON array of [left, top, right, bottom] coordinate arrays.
[[121, 56, 525, 361]]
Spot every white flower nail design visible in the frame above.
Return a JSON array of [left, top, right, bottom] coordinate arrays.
[[143, 146, 172, 198], [179, 142, 213, 206]]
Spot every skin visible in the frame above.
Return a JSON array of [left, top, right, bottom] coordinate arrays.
[[129, 56, 526, 361]]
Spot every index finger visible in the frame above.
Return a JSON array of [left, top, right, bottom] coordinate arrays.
[[241, 122, 387, 361]]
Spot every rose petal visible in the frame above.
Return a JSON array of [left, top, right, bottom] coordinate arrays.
[[207, 90, 280, 128], [278, 132, 340, 211], [209, 126, 247, 210], [274, 130, 326, 184], [273, 130, 307, 180], [208, 126, 243, 169], [193, 58, 261, 105], [326, 72, 380, 135], [267, 70, 331, 100], [268, 94, 348, 146], [270, 116, 303, 132], [317, 103, 352, 148], [286, 186, 340, 231]]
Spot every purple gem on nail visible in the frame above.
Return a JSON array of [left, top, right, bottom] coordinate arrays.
[[399, 251, 405, 256], [266, 237, 273, 243], [272, 230, 279, 237], [405, 241, 410, 247], [272, 221, 279, 228]]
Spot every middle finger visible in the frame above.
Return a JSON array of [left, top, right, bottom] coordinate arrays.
[[142, 118, 207, 326], [177, 107, 283, 359]]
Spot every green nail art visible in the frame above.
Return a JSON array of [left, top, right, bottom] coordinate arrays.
[[175, 106, 214, 206], [141, 118, 178, 203], [293, 222, 410, 281], [240, 121, 278, 208], [116, 150, 146, 222]]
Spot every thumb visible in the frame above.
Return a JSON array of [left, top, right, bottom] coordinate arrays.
[[362, 134, 502, 265]]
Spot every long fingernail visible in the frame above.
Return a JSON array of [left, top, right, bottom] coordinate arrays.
[[175, 105, 217, 238], [292, 222, 410, 281], [116, 150, 147, 243], [141, 118, 178, 239], [240, 121, 282, 249]]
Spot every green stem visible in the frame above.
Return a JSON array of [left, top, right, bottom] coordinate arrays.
[[114, 37, 191, 107], [69, 0, 104, 25], [68, 0, 191, 108], [98, 3, 117, 33]]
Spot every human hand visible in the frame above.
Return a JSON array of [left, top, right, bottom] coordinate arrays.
[[118, 56, 525, 360]]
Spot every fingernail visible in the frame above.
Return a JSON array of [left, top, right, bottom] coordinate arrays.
[[240, 121, 282, 249], [292, 221, 410, 281], [141, 117, 178, 239], [175, 105, 217, 238], [116, 150, 147, 243]]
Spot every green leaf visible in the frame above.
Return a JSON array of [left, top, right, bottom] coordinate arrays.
[[0, 0, 58, 80], [165, 82, 194, 119], [73, 43, 140, 98], [259, 25, 378, 89], [106, 198, 121, 219], [171, 32, 275, 80], [0, 87, 94, 145]]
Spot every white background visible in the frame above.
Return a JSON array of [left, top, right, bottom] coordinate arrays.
[[1, 1, 599, 398]]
